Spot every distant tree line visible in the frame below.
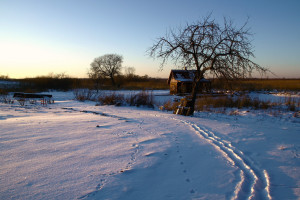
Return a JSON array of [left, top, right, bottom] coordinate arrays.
[[87, 53, 164, 91], [0, 72, 168, 93], [0, 75, 9, 79], [1, 74, 299, 93]]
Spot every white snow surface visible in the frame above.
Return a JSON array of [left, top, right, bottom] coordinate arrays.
[[0, 91, 299, 200]]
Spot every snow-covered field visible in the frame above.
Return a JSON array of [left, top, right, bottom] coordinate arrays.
[[0, 91, 299, 200]]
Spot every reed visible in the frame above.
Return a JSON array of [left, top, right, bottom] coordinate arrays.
[[212, 79, 300, 91]]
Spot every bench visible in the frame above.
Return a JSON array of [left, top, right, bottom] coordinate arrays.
[[13, 92, 52, 99]]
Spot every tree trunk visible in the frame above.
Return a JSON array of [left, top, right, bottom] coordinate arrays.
[[110, 76, 116, 86], [186, 80, 200, 116], [95, 79, 99, 92], [94, 78, 102, 92]]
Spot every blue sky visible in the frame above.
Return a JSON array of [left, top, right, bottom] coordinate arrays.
[[1, 0, 299, 78]]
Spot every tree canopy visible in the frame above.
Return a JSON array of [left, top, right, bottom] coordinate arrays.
[[89, 54, 123, 87], [149, 15, 267, 115]]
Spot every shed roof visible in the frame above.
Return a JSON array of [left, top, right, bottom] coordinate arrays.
[[167, 69, 210, 84]]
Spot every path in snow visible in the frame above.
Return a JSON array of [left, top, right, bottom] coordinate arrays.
[[179, 118, 272, 200], [137, 112, 272, 200], [61, 107, 236, 199], [65, 106, 272, 200]]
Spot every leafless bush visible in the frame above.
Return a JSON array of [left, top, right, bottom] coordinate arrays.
[[127, 90, 154, 108], [284, 96, 298, 111], [17, 99, 26, 106], [74, 89, 155, 108], [0, 95, 14, 104], [73, 89, 97, 101], [97, 92, 124, 106]]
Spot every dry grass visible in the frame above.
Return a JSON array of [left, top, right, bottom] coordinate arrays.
[[195, 95, 299, 111], [120, 80, 168, 90], [212, 79, 300, 91], [161, 95, 299, 113], [0, 89, 8, 95], [2, 77, 299, 92], [162, 100, 181, 111], [74, 89, 155, 108]]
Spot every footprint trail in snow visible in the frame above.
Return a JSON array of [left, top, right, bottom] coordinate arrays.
[[178, 118, 272, 200]]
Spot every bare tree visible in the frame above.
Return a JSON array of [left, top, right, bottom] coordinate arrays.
[[148, 15, 267, 115], [124, 66, 136, 79], [89, 54, 123, 87], [88, 67, 104, 92]]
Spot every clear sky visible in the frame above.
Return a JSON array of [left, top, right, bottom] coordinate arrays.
[[1, 0, 299, 78]]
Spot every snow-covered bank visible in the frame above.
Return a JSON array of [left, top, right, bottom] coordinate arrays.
[[0, 91, 299, 199]]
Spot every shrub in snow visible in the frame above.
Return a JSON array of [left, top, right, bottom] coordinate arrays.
[[127, 90, 154, 108], [98, 93, 124, 106], [0, 94, 14, 104], [0, 89, 8, 95], [293, 111, 300, 118], [17, 99, 26, 106], [73, 89, 97, 101], [162, 100, 180, 112]]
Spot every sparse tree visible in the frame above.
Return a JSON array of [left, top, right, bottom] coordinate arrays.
[[47, 72, 69, 79], [89, 54, 123, 87], [88, 67, 104, 92], [0, 74, 9, 79], [124, 66, 136, 79], [149, 15, 267, 115]]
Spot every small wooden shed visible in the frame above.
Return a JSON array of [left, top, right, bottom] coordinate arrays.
[[167, 69, 211, 95]]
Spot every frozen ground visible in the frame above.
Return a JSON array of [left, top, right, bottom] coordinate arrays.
[[0, 91, 299, 200]]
